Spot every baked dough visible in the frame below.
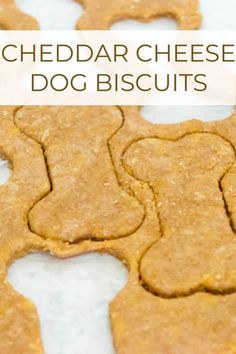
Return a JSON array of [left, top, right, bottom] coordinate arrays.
[[15, 106, 144, 242], [0, 0, 38, 29], [2, 107, 236, 354], [124, 132, 236, 297], [2, 1, 236, 353], [76, 0, 201, 30], [0, 106, 49, 354]]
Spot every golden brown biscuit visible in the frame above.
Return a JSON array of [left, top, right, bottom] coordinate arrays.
[[3, 104, 160, 354], [111, 285, 236, 354], [0, 1, 233, 351], [76, 0, 201, 30], [0, 281, 44, 354], [0, 107, 49, 269], [105, 107, 236, 353], [15, 106, 144, 243], [0, 0, 39, 29], [123, 133, 236, 297], [1, 105, 159, 354], [2, 0, 232, 353], [0, 106, 49, 354], [4, 106, 236, 354]]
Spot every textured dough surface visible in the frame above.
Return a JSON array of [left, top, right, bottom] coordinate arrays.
[[15, 106, 144, 242], [3, 108, 236, 354], [0, 107, 49, 354], [107, 108, 236, 354], [6, 105, 236, 354], [0, 0, 39, 29], [124, 133, 236, 297], [3, 0, 201, 30], [111, 286, 236, 354], [2, 1, 236, 353], [76, 0, 201, 29]]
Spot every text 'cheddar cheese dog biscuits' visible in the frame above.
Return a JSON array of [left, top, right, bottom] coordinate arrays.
[[2, 1, 236, 353], [15, 106, 144, 243], [76, 0, 201, 29], [0, 0, 39, 29]]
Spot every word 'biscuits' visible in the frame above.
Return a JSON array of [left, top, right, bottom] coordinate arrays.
[[15, 106, 144, 243], [76, 0, 201, 30]]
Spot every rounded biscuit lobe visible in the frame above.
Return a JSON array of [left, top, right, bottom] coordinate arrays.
[[111, 286, 236, 354]]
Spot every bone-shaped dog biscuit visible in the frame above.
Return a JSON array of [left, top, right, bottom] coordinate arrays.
[[15, 106, 144, 243], [124, 133, 236, 297]]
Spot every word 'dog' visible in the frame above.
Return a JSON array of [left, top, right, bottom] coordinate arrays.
[[32, 74, 87, 92]]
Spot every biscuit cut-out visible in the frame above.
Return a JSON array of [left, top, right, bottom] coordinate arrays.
[[0, 0, 39, 29], [111, 17, 177, 30], [141, 105, 235, 124], [15, 0, 83, 30], [9, 252, 128, 354], [123, 133, 236, 297], [15, 106, 144, 243], [76, 0, 201, 29]]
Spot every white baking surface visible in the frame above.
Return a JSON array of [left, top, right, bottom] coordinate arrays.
[[8, 253, 127, 354], [5, 1, 236, 354], [0, 159, 11, 185], [15, 0, 84, 30]]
